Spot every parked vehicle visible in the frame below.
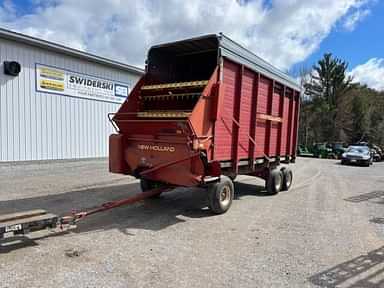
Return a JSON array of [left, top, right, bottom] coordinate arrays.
[[371, 144, 383, 161], [329, 142, 347, 159], [372, 148, 382, 162], [353, 142, 369, 147], [297, 145, 314, 157], [341, 146, 373, 166], [311, 143, 334, 158], [109, 34, 301, 214], [351, 142, 382, 162]]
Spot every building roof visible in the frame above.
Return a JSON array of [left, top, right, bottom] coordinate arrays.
[[0, 27, 143, 75]]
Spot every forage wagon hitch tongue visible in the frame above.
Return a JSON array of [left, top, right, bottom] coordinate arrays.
[[0, 187, 170, 239], [59, 187, 169, 225]]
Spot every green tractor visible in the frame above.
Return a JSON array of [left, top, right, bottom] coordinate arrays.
[[310, 143, 335, 159], [297, 145, 314, 157], [329, 142, 348, 159]]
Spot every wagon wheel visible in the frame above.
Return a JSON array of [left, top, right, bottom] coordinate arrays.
[[265, 169, 283, 195], [281, 167, 293, 191], [207, 176, 234, 214]]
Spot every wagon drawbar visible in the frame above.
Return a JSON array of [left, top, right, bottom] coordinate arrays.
[[0, 186, 171, 239]]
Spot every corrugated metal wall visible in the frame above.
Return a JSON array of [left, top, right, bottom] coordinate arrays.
[[0, 38, 140, 161]]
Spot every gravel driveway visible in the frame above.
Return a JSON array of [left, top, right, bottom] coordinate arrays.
[[0, 158, 383, 288]]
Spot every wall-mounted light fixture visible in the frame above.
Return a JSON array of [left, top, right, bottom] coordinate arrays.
[[4, 61, 21, 76]]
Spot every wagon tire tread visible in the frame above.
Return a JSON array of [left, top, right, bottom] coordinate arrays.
[[208, 176, 234, 214], [265, 169, 283, 195], [281, 167, 293, 191]]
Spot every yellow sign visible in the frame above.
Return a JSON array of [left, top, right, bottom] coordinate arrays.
[[39, 67, 64, 81], [40, 79, 64, 91]]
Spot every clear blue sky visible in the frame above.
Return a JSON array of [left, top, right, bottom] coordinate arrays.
[[291, 0, 384, 71]]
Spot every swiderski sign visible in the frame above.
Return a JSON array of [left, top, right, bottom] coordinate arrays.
[[36, 64, 130, 103]]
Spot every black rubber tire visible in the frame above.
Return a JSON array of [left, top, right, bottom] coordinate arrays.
[[281, 167, 293, 191], [140, 178, 163, 198], [208, 176, 234, 214], [265, 169, 283, 195]]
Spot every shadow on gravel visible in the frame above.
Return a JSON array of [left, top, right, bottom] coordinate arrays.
[[234, 182, 269, 199], [370, 217, 384, 224], [344, 190, 384, 204], [0, 230, 70, 253], [334, 162, 372, 167], [0, 182, 215, 253], [0, 179, 272, 253], [309, 246, 384, 288]]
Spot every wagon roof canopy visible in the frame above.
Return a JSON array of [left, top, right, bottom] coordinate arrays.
[[149, 33, 301, 91]]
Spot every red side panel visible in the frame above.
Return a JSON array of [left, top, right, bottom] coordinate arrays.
[[291, 92, 300, 155], [237, 68, 255, 159], [280, 90, 290, 155], [109, 134, 127, 174], [255, 120, 267, 157], [214, 60, 238, 160], [270, 122, 279, 156], [214, 58, 300, 163], [255, 76, 271, 157], [286, 91, 294, 155], [268, 87, 281, 156], [272, 88, 281, 117], [257, 77, 269, 114]]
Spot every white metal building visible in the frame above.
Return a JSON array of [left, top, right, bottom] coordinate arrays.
[[0, 28, 143, 162]]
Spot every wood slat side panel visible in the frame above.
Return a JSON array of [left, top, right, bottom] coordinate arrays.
[[265, 79, 274, 156], [280, 89, 290, 155], [291, 92, 300, 156], [248, 73, 260, 164], [255, 120, 267, 157], [276, 87, 284, 155], [214, 60, 238, 160], [272, 86, 283, 156], [256, 76, 270, 114], [272, 88, 282, 117], [237, 68, 254, 159], [214, 58, 300, 162], [256, 76, 272, 157], [286, 92, 293, 155], [269, 122, 279, 156]]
